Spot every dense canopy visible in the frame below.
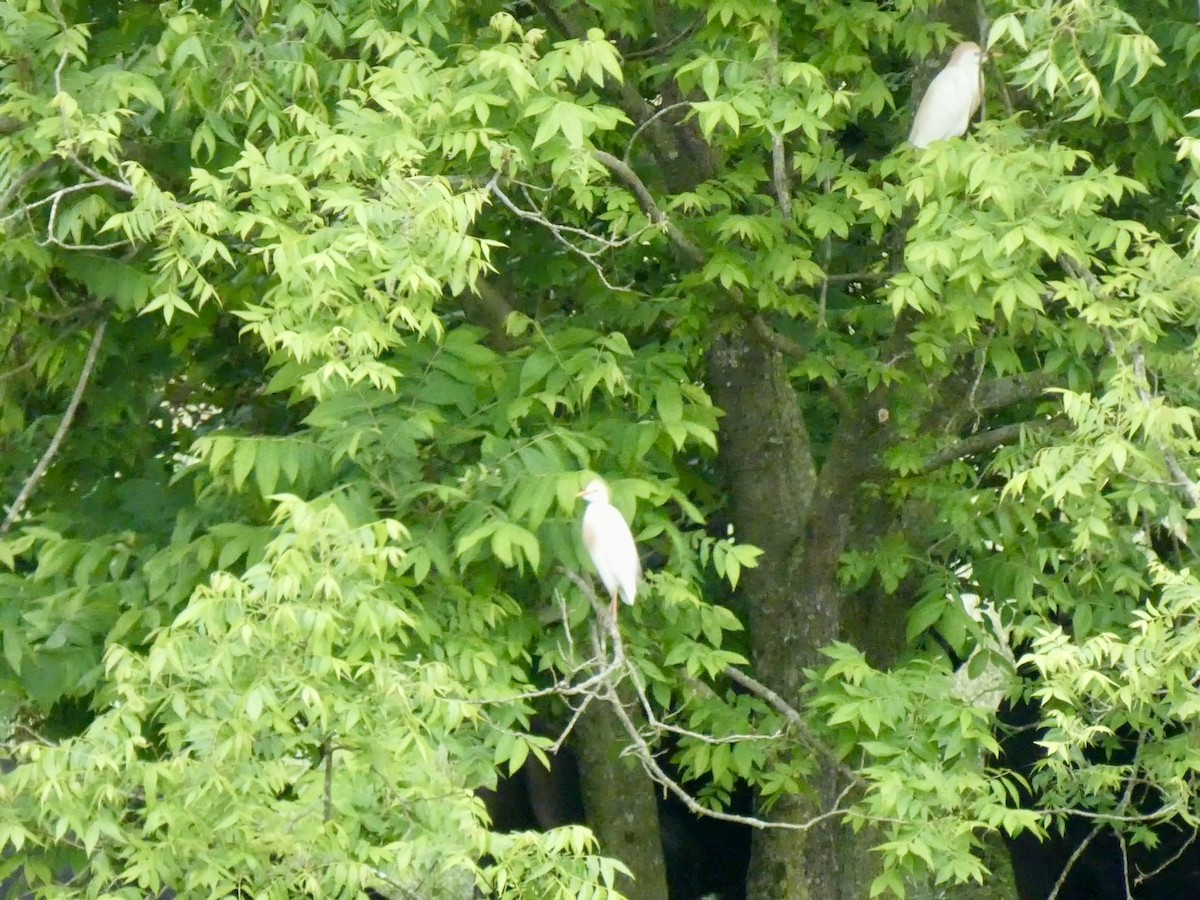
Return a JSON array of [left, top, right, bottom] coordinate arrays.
[[2, 1, 1200, 899]]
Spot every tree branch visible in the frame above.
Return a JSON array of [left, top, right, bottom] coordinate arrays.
[[593, 150, 827, 389], [723, 665, 861, 783], [531, 0, 686, 171], [971, 371, 1057, 412], [557, 568, 864, 826], [486, 172, 651, 292], [623, 101, 691, 166], [602, 671, 855, 832], [921, 419, 1059, 472], [591, 150, 706, 265], [463, 281, 517, 350], [623, 17, 703, 60], [1, 320, 107, 536], [748, 315, 804, 359], [1046, 820, 1105, 900], [764, 32, 792, 221], [824, 271, 889, 285]]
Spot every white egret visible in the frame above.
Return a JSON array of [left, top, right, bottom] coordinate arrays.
[[909, 42, 987, 149], [577, 478, 641, 624]]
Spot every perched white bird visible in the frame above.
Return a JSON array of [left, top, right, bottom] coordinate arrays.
[[577, 477, 642, 624], [909, 42, 987, 149]]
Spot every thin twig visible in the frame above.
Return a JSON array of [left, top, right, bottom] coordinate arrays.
[[69, 155, 135, 196], [0, 180, 113, 225], [1030, 801, 1180, 824], [1046, 820, 1104, 900], [602, 673, 853, 832], [723, 664, 862, 783], [622, 651, 782, 746], [1119, 832, 1134, 900], [824, 271, 889, 284], [624, 18, 703, 61], [1, 320, 106, 536], [624, 102, 692, 166], [817, 177, 831, 327], [765, 32, 792, 220], [487, 174, 649, 292], [722, 665, 803, 729], [549, 692, 597, 753], [1048, 731, 1145, 900], [1135, 825, 1199, 885], [40, 188, 129, 251]]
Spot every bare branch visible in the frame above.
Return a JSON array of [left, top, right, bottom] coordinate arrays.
[[722, 665, 804, 729], [623, 18, 703, 60], [1044, 731, 1147, 900], [1135, 824, 1198, 885], [548, 691, 598, 754], [771, 132, 791, 220], [624, 102, 692, 166], [921, 419, 1059, 472], [529, 0, 687, 171], [622, 654, 783, 746], [0, 179, 111, 226], [723, 665, 862, 783], [1, 320, 107, 536], [547, 571, 862, 829], [971, 372, 1057, 412], [591, 150, 706, 265], [40, 187, 130, 251], [322, 735, 334, 823], [486, 173, 651, 293], [1119, 832, 1134, 900], [764, 32, 792, 220], [817, 178, 832, 328], [68, 155, 135, 197], [602, 673, 854, 832], [749, 315, 805, 360], [1046, 820, 1104, 900]]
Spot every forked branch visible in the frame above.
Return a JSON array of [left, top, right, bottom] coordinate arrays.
[[1, 320, 107, 536]]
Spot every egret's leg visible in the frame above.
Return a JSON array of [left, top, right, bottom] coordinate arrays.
[[609, 592, 618, 627]]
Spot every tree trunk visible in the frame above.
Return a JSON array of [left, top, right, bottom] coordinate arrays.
[[572, 693, 670, 900], [708, 331, 848, 900]]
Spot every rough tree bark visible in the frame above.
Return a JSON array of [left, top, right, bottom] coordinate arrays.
[[708, 327, 904, 900], [572, 695, 670, 900]]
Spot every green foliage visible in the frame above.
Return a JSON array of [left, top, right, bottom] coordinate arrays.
[[4, 0, 1200, 897]]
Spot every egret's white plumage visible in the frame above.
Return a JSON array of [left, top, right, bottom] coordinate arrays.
[[578, 478, 641, 623], [909, 42, 987, 149]]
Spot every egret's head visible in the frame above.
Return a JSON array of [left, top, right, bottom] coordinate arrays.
[[950, 41, 987, 67], [577, 478, 611, 504]]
